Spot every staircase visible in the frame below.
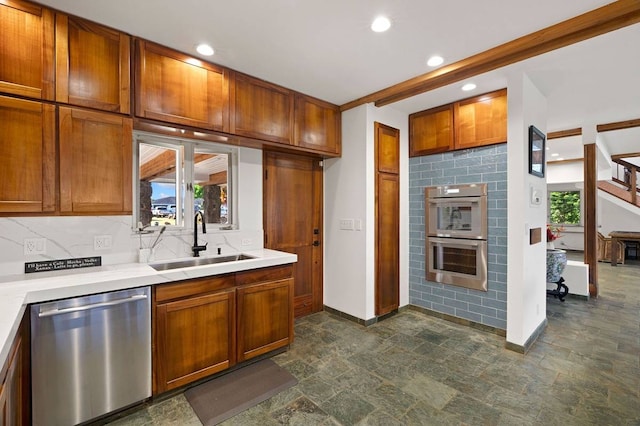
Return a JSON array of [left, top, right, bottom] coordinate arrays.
[[598, 157, 640, 208]]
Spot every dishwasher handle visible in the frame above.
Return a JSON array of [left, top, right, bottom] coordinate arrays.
[[38, 294, 148, 317]]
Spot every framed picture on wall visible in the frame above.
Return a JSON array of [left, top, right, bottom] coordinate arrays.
[[528, 125, 546, 178]]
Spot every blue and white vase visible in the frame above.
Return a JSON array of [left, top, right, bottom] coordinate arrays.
[[546, 248, 567, 283]]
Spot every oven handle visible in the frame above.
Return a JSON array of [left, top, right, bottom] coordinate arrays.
[[429, 237, 484, 247], [428, 196, 482, 205]]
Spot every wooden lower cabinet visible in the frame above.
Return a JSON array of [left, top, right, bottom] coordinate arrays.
[[237, 278, 294, 362], [155, 287, 235, 394], [153, 264, 294, 395], [0, 314, 27, 426]]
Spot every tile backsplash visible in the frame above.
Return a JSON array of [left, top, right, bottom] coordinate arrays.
[[0, 216, 263, 277]]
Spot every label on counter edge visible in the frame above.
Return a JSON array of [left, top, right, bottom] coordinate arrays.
[[25, 256, 102, 274]]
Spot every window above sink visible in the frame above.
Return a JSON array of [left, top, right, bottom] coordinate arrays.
[[134, 132, 238, 231]]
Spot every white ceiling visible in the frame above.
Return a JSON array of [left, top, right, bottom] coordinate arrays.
[[37, 0, 640, 157]]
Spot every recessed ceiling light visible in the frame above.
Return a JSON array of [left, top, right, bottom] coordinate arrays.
[[196, 43, 214, 56], [551, 153, 559, 157], [427, 56, 444, 67], [371, 16, 391, 32], [461, 83, 476, 91], [557, 158, 564, 161]]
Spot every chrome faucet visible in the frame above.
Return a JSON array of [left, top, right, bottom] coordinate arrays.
[[193, 211, 207, 257]]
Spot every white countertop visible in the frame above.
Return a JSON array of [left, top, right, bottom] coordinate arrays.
[[0, 249, 296, 369]]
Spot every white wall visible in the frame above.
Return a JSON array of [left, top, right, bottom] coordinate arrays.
[[324, 103, 409, 321], [0, 147, 264, 277], [325, 105, 369, 319], [506, 73, 548, 348], [599, 192, 640, 234]]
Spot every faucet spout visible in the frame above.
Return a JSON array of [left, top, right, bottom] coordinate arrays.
[[193, 211, 208, 257]]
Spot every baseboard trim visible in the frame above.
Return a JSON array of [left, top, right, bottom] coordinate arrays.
[[505, 318, 548, 354], [407, 305, 506, 337], [322, 305, 399, 327]]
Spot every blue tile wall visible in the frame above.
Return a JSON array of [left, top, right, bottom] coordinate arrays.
[[409, 144, 508, 330]]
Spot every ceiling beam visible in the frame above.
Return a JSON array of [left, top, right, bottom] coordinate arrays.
[[547, 128, 583, 140], [140, 152, 217, 180], [199, 171, 227, 186], [340, 0, 640, 111], [596, 117, 640, 132]]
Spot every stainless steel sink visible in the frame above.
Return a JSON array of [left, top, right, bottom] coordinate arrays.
[[150, 254, 256, 271]]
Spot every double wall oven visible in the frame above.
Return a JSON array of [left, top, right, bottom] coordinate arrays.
[[425, 183, 488, 291]]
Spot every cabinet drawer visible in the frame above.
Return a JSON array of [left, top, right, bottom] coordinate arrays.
[[235, 264, 293, 286], [155, 274, 235, 303]]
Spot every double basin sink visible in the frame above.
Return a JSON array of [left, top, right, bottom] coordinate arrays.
[[150, 254, 256, 271]]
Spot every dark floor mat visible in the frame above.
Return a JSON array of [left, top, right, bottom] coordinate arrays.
[[184, 359, 297, 425]]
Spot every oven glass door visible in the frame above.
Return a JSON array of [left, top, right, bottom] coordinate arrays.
[[427, 237, 487, 291], [427, 196, 487, 239]]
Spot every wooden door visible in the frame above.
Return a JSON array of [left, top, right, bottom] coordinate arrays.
[[0, 0, 54, 100], [409, 104, 453, 156], [56, 14, 131, 113], [59, 107, 132, 214], [237, 278, 293, 362], [375, 122, 400, 316], [454, 88, 507, 149], [264, 152, 323, 317], [0, 96, 55, 214], [231, 73, 293, 144], [135, 40, 229, 131], [155, 289, 235, 393], [294, 94, 341, 155]]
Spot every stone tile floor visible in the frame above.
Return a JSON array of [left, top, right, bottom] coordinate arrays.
[[108, 259, 640, 425]]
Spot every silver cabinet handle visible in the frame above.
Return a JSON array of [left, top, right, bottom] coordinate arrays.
[[38, 294, 148, 317]]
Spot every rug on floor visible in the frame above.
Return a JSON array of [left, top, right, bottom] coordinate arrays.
[[184, 359, 297, 425]]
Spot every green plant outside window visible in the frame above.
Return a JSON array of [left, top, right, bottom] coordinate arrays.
[[549, 191, 581, 225]]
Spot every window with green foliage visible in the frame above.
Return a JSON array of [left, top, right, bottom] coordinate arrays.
[[549, 191, 581, 225]]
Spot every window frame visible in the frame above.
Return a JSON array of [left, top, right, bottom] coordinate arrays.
[[133, 131, 238, 232], [548, 189, 583, 227]]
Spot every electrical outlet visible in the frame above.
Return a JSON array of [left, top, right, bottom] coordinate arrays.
[[24, 238, 46, 255], [94, 235, 112, 250], [339, 219, 354, 230], [241, 238, 252, 246]]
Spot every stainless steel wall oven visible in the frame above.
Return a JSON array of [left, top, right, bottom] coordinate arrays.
[[425, 184, 488, 291]]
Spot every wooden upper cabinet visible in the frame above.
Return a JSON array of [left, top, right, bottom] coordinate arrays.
[[409, 104, 454, 156], [231, 72, 293, 145], [376, 121, 400, 174], [135, 40, 229, 131], [455, 88, 507, 149], [56, 14, 131, 113], [59, 107, 132, 214], [0, 96, 55, 213], [294, 94, 341, 155], [0, 0, 54, 100], [409, 89, 507, 156]]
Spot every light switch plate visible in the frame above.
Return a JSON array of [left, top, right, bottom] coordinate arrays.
[[339, 219, 354, 230]]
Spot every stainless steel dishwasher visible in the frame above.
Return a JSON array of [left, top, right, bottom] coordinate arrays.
[[31, 286, 151, 426]]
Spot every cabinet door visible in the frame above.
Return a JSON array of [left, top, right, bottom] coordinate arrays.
[[454, 89, 507, 149], [59, 107, 132, 214], [409, 104, 454, 156], [294, 94, 341, 155], [135, 40, 229, 131], [237, 278, 294, 362], [231, 73, 293, 144], [56, 14, 131, 113], [0, 0, 54, 100], [0, 330, 22, 426], [0, 96, 55, 213], [155, 289, 235, 393]]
